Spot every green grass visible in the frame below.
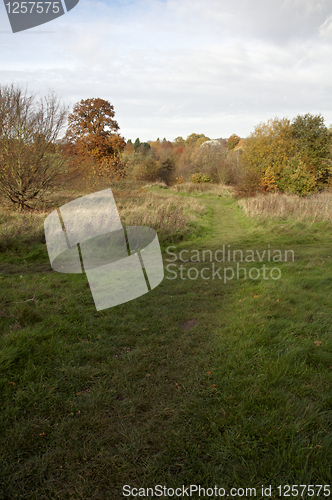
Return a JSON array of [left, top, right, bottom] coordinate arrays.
[[1, 187, 332, 499]]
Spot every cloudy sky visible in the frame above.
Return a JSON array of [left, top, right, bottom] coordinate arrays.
[[1, 0, 332, 142]]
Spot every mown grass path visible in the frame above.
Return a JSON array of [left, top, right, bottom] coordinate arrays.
[[1, 191, 332, 499]]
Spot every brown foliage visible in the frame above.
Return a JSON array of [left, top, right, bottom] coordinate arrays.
[[65, 98, 126, 184]]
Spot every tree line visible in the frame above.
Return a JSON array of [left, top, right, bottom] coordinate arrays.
[[0, 84, 331, 210]]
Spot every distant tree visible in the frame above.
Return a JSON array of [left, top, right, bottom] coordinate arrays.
[[147, 139, 161, 151], [159, 139, 173, 149], [227, 134, 241, 150], [173, 136, 185, 145], [242, 114, 332, 194], [157, 158, 174, 185], [0, 84, 68, 210], [65, 98, 126, 179], [134, 138, 141, 151], [195, 136, 210, 147], [291, 113, 332, 186], [242, 117, 295, 180], [122, 140, 134, 155], [185, 133, 207, 147], [136, 142, 151, 155]]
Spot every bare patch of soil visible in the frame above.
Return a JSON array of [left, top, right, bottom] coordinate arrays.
[[181, 319, 198, 330]]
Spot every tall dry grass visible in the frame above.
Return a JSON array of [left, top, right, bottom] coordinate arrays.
[[0, 186, 207, 250], [117, 190, 207, 242], [169, 182, 234, 196], [0, 209, 47, 251], [239, 191, 332, 222]]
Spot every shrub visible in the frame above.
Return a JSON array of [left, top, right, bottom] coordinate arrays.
[[191, 173, 211, 183], [131, 158, 159, 182], [260, 166, 279, 193], [233, 163, 261, 198], [278, 157, 316, 197], [216, 156, 240, 185]]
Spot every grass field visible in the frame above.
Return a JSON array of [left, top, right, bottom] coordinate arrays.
[[1, 184, 332, 499]]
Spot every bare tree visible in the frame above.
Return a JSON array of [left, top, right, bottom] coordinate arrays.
[[0, 84, 68, 210]]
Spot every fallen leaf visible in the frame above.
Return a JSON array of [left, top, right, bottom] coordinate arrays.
[[206, 371, 212, 375], [39, 432, 46, 436], [211, 384, 216, 388]]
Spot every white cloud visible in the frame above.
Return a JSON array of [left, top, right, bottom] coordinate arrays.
[[0, 0, 331, 141], [319, 15, 332, 39]]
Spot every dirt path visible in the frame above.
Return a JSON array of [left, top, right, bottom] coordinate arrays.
[[191, 194, 258, 252]]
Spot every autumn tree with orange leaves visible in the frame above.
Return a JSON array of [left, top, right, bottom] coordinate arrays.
[[65, 98, 126, 183]]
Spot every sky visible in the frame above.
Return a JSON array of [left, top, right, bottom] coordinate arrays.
[[1, 0, 332, 142]]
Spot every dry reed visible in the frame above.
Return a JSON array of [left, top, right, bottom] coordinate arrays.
[[169, 182, 234, 196], [239, 191, 332, 222]]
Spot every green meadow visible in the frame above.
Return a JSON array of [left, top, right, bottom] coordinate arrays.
[[1, 183, 332, 499]]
